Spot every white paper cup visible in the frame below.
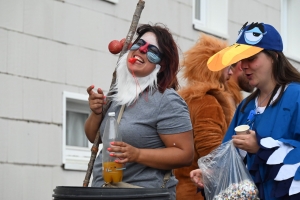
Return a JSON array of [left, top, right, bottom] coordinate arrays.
[[234, 125, 250, 135]]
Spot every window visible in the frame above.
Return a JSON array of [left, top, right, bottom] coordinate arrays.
[[62, 91, 102, 171], [281, 0, 300, 61], [193, 0, 228, 39]]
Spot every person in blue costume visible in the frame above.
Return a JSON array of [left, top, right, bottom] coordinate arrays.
[[190, 22, 300, 200]]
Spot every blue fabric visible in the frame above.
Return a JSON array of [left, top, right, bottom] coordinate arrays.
[[283, 147, 300, 165], [265, 164, 283, 181], [271, 177, 293, 198], [295, 167, 300, 181], [223, 83, 300, 200]]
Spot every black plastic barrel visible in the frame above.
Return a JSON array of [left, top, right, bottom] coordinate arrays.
[[52, 186, 171, 200]]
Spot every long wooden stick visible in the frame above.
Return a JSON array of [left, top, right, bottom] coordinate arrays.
[[83, 0, 145, 187]]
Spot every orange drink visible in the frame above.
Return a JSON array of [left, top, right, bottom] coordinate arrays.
[[103, 162, 123, 183]]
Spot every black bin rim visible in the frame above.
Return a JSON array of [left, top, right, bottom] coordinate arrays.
[[53, 186, 171, 200]]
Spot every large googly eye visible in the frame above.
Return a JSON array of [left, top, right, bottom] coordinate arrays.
[[244, 27, 264, 45]]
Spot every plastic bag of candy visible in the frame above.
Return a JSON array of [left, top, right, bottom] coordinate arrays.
[[198, 140, 259, 200]]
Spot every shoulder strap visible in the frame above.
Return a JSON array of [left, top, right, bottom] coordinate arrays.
[[117, 105, 125, 124]]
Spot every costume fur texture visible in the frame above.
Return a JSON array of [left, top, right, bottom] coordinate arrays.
[[174, 34, 236, 200]]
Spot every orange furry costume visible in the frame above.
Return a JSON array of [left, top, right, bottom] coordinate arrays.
[[174, 34, 235, 200]]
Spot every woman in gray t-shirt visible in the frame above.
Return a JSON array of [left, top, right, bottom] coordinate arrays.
[[85, 23, 193, 200]]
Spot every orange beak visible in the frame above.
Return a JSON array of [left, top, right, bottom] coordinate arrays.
[[207, 43, 263, 71]]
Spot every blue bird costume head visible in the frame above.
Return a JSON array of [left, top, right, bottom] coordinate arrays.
[[207, 22, 283, 71]]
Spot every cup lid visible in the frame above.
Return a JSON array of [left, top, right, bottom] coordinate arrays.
[[234, 124, 250, 132]]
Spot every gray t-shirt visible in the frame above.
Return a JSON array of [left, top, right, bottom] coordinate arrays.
[[92, 88, 192, 198]]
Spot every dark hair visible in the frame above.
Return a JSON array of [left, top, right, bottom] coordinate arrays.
[[133, 23, 179, 92], [241, 50, 300, 112]]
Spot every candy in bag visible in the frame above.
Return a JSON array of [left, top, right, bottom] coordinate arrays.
[[198, 140, 259, 200]]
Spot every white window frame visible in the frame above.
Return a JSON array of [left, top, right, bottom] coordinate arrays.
[[102, 0, 118, 4], [193, 0, 206, 28], [193, 0, 229, 39], [281, 0, 300, 62], [62, 91, 102, 171]]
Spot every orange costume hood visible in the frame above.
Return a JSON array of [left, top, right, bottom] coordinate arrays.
[[179, 33, 235, 127]]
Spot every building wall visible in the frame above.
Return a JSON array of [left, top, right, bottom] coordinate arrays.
[[0, 0, 298, 199]]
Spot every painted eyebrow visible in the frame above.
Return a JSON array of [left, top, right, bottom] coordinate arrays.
[[247, 22, 265, 33]]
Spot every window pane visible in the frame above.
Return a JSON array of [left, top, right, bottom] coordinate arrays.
[[66, 111, 89, 147], [195, 0, 201, 20], [193, 0, 228, 38]]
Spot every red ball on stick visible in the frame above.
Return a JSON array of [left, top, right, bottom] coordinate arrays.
[[108, 40, 122, 54], [120, 38, 126, 46], [120, 38, 132, 50]]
